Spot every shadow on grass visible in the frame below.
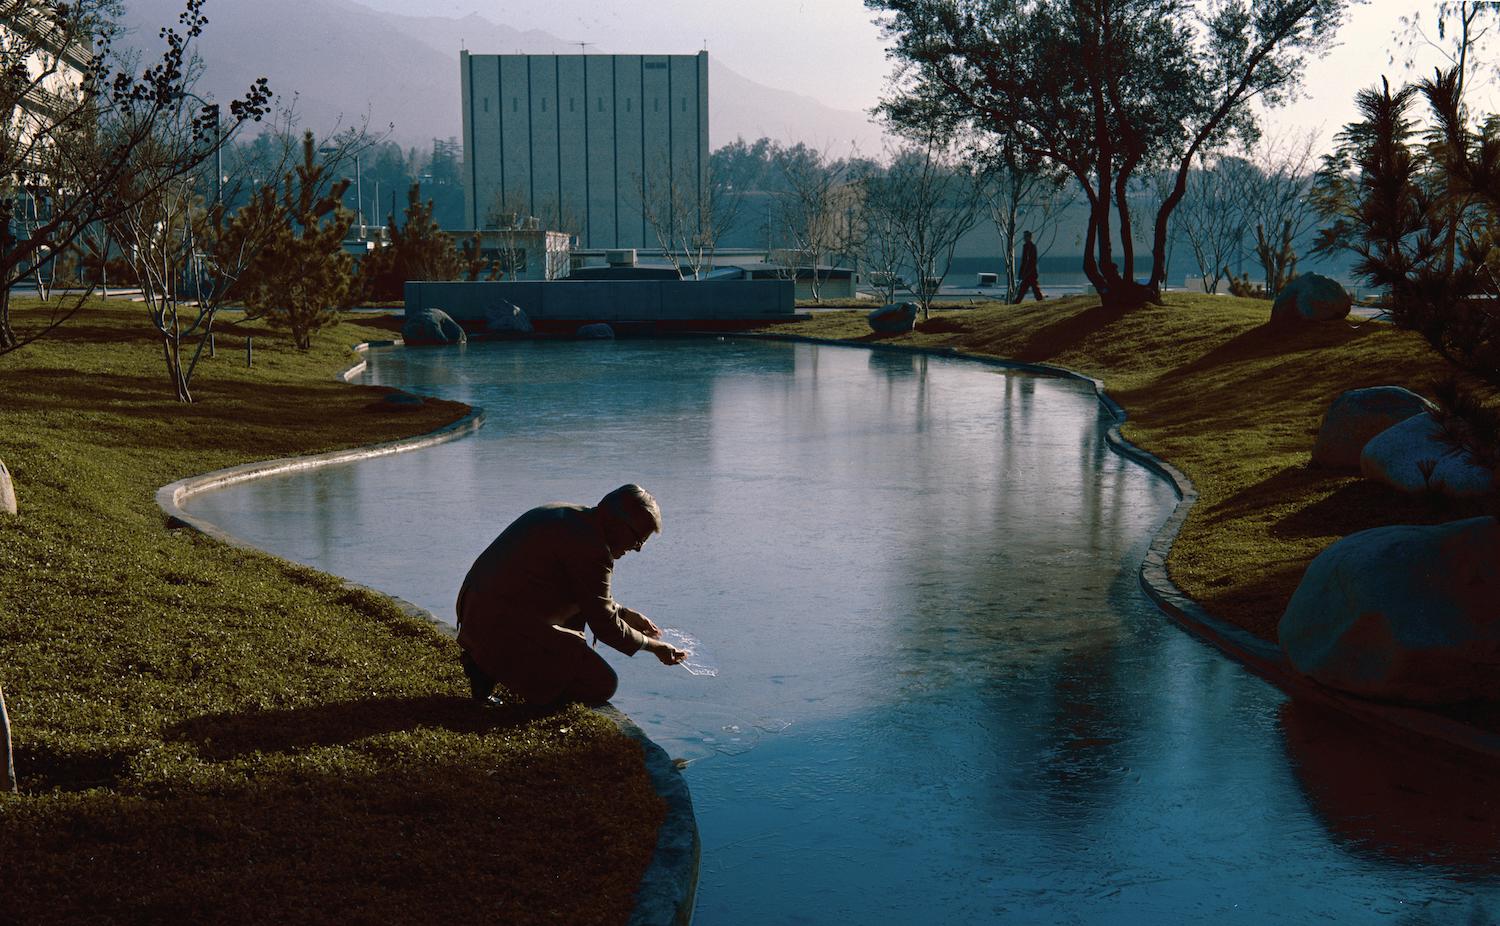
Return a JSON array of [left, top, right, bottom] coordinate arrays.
[[1272, 477, 1484, 540], [0, 367, 461, 455], [1192, 559, 1310, 640], [1, 744, 652, 925], [10, 741, 136, 792], [165, 694, 550, 761], [1010, 301, 1129, 362], [1166, 318, 1386, 384], [1200, 463, 1488, 541]]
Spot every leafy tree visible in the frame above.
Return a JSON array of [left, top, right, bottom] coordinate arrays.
[[359, 183, 462, 301], [1312, 69, 1500, 382], [710, 136, 783, 193], [238, 132, 355, 350], [868, 0, 1348, 309], [1, 0, 269, 352]]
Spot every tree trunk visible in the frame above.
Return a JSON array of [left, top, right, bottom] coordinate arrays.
[[2, 681, 15, 793], [0, 289, 15, 351]]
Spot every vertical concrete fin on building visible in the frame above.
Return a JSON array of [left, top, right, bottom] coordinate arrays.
[[461, 50, 475, 228], [461, 53, 708, 248]]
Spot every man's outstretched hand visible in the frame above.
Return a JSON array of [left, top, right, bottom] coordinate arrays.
[[645, 638, 687, 666], [622, 608, 662, 638]]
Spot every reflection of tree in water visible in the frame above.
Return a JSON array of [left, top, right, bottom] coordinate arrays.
[[1279, 699, 1500, 876]]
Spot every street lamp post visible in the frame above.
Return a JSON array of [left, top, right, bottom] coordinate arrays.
[[318, 145, 363, 237]]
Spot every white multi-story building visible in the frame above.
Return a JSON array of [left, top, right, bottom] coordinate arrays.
[[2, 2, 91, 174], [459, 52, 709, 250]]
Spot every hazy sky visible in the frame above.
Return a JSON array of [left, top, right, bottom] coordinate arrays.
[[355, 0, 1495, 156]]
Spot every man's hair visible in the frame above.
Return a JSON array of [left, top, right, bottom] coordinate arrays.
[[599, 484, 662, 538]]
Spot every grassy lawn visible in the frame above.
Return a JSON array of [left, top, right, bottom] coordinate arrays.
[[758, 293, 1494, 641], [0, 299, 662, 924]]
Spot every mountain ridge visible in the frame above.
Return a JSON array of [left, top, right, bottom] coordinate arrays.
[[115, 0, 886, 153]]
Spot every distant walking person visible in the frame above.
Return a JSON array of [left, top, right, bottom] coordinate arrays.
[[1013, 230, 1045, 303]]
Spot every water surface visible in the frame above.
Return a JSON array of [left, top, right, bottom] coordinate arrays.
[[186, 339, 1500, 924]]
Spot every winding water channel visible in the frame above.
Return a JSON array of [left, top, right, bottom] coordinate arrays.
[[184, 338, 1500, 924]]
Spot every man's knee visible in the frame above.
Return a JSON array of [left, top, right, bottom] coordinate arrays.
[[568, 657, 619, 705]]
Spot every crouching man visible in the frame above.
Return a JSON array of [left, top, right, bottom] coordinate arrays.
[[456, 484, 687, 706]]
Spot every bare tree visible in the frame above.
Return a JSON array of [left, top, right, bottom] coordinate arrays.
[[638, 166, 744, 279], [772, 144, 860, 302], [103, 104, 297, 401], [0, 0, 270, 352], [1176, 154, 1253, 293], [976, 141, 1069, 301], [856, 173, 909, 304], [863, 134, 985, 319], [1241, 129, 1320, 298]]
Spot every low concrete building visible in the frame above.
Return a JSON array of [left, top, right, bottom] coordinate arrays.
[[454, 224, 573, 281], [405, 277, 795, 331]]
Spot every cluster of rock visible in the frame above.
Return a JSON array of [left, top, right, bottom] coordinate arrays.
[[1279, 375, 1498, 705], [402, 308, 467, 346], [400, 303, 538, 346], [400, 306, 620, 343], [1313, 385, 1493, 499]]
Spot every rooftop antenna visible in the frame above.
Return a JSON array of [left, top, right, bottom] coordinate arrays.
[[573, 41, 593, 53]]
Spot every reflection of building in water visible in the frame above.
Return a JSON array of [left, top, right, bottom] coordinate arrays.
[[459, 52, 709, 250]]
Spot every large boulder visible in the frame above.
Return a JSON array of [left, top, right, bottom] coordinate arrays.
[[485, 301, 534, 335], [0, 458, 15, 516], [1312, 386, 1434, 469], [868, 302, 918, 334], [575, 323, 615, 339], [1270, 273, 1352, 325], [402, 308, 467, 345], [1278, 516, 1500, 704], [1360, 412, 1495, 499]]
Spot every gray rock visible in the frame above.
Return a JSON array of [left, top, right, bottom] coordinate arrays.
[[868, 302, 918, 334], [0, 458, 15, 515], [1360, 412, 1495, 499], [1271, 273, 1352, 324], [575, 323, 615, 339], [1278, 516, 1500, 704], [1312, 386, 1435, 469], [401, 308, 467, 345], [485, 301, 534, 335]]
